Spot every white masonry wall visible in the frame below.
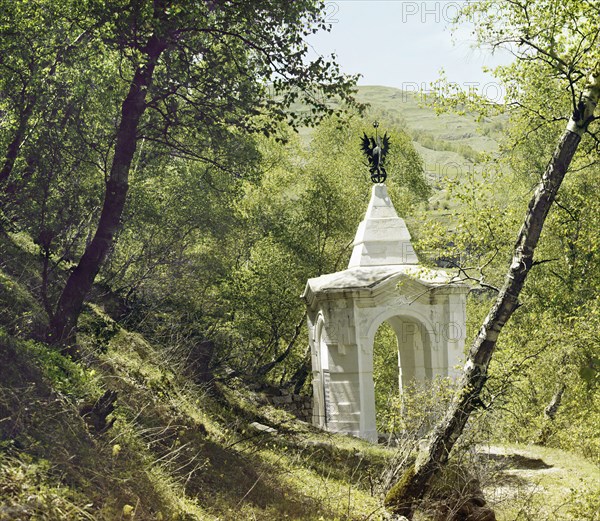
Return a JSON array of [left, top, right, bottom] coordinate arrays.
[[304, 185, 468, 442]]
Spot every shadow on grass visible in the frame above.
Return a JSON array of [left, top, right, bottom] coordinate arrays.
[[479, 452, 553, 470], [183, 439, 353, 519]]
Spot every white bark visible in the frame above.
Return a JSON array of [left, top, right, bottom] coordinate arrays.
[[385, 67, 600, 519]]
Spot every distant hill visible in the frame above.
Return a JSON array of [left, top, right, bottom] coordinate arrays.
[[296, 85, 505, 187], [293, 85, 507, 222], [355, 86, 505, 198]]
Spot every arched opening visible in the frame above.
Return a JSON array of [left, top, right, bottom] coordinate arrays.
[[373, 321, 400, 434], [372, 315, 433, 435], [312, 316, 328, 429]]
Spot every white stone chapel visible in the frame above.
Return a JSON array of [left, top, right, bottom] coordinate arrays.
[[301, 184, 468, 442]]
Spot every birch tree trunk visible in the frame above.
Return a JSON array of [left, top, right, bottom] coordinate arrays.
[[385, 68, 600, 519]]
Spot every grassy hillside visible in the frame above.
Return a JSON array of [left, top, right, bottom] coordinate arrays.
[[359, 86, 506, 219], [1, 229, 598, 520], [296, 85, 506, 226], [0, 232, 392, 521]]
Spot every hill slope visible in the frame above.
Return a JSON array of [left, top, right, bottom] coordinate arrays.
[[296, 85, 506, 223], [1, 230, 598, 521], [0, 232, 392, 520]]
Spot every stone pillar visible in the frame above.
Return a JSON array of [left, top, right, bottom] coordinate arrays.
[[356, 319, 377, 442], [308, 312, 326, 428], [447, 291, 467, 378], [327, 342, 361, 436]]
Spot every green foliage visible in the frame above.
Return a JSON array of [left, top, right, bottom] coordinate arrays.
[[1, 0, 364, 344], [16, 335, 96, 397], [0, 328, 96, 396], [373, 322, 399, 432], [222, 236, 307, 374], [410, 129, 482, 163], [377, 375, 457, 442], [0, 454, 95, 520], [415, 0, 600, 466], [1, 274, 396, 521], [429, 157, 600, 459], [564, 483, 600, 521], [0, 271, 45, 337], [444, 127, 600, 461]]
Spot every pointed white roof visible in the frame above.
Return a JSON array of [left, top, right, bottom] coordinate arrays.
[[348, 184, 419, 268], [301, 184, 465, 308]]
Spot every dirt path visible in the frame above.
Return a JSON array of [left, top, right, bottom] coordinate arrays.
[[475, 444, 599, 520]]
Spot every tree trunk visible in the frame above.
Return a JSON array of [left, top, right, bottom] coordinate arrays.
[[0, 92, 35, 185], [256, 312, 307, 377], [544, 383, 565, 421], [1, 30, 89, 190], [385, 68, 600, 519], [283, 345, 311, 394], [537, 382, 566, 445], [0, 92, 35, 234], [189, 340, 215, 384], [48, 36, 166, 348]]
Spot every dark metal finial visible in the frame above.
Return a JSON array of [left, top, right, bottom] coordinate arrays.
[[360, 122, 390, 183]]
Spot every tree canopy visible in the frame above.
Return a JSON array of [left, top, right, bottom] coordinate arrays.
[[0, 0, 362, 346]]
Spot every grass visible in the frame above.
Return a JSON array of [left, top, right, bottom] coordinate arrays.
[[2, 316, 392, 520], [0, 234, 397, 519], [477, 444, 600, 520]]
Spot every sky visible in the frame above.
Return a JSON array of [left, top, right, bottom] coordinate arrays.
[[306, 0, 513, 101]]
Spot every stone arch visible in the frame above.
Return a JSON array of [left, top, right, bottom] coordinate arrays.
[[368, 311, 434, 392], [366, 307, 432, 353], [312, 313, 329, 428], [302, 185, 468, 442]]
